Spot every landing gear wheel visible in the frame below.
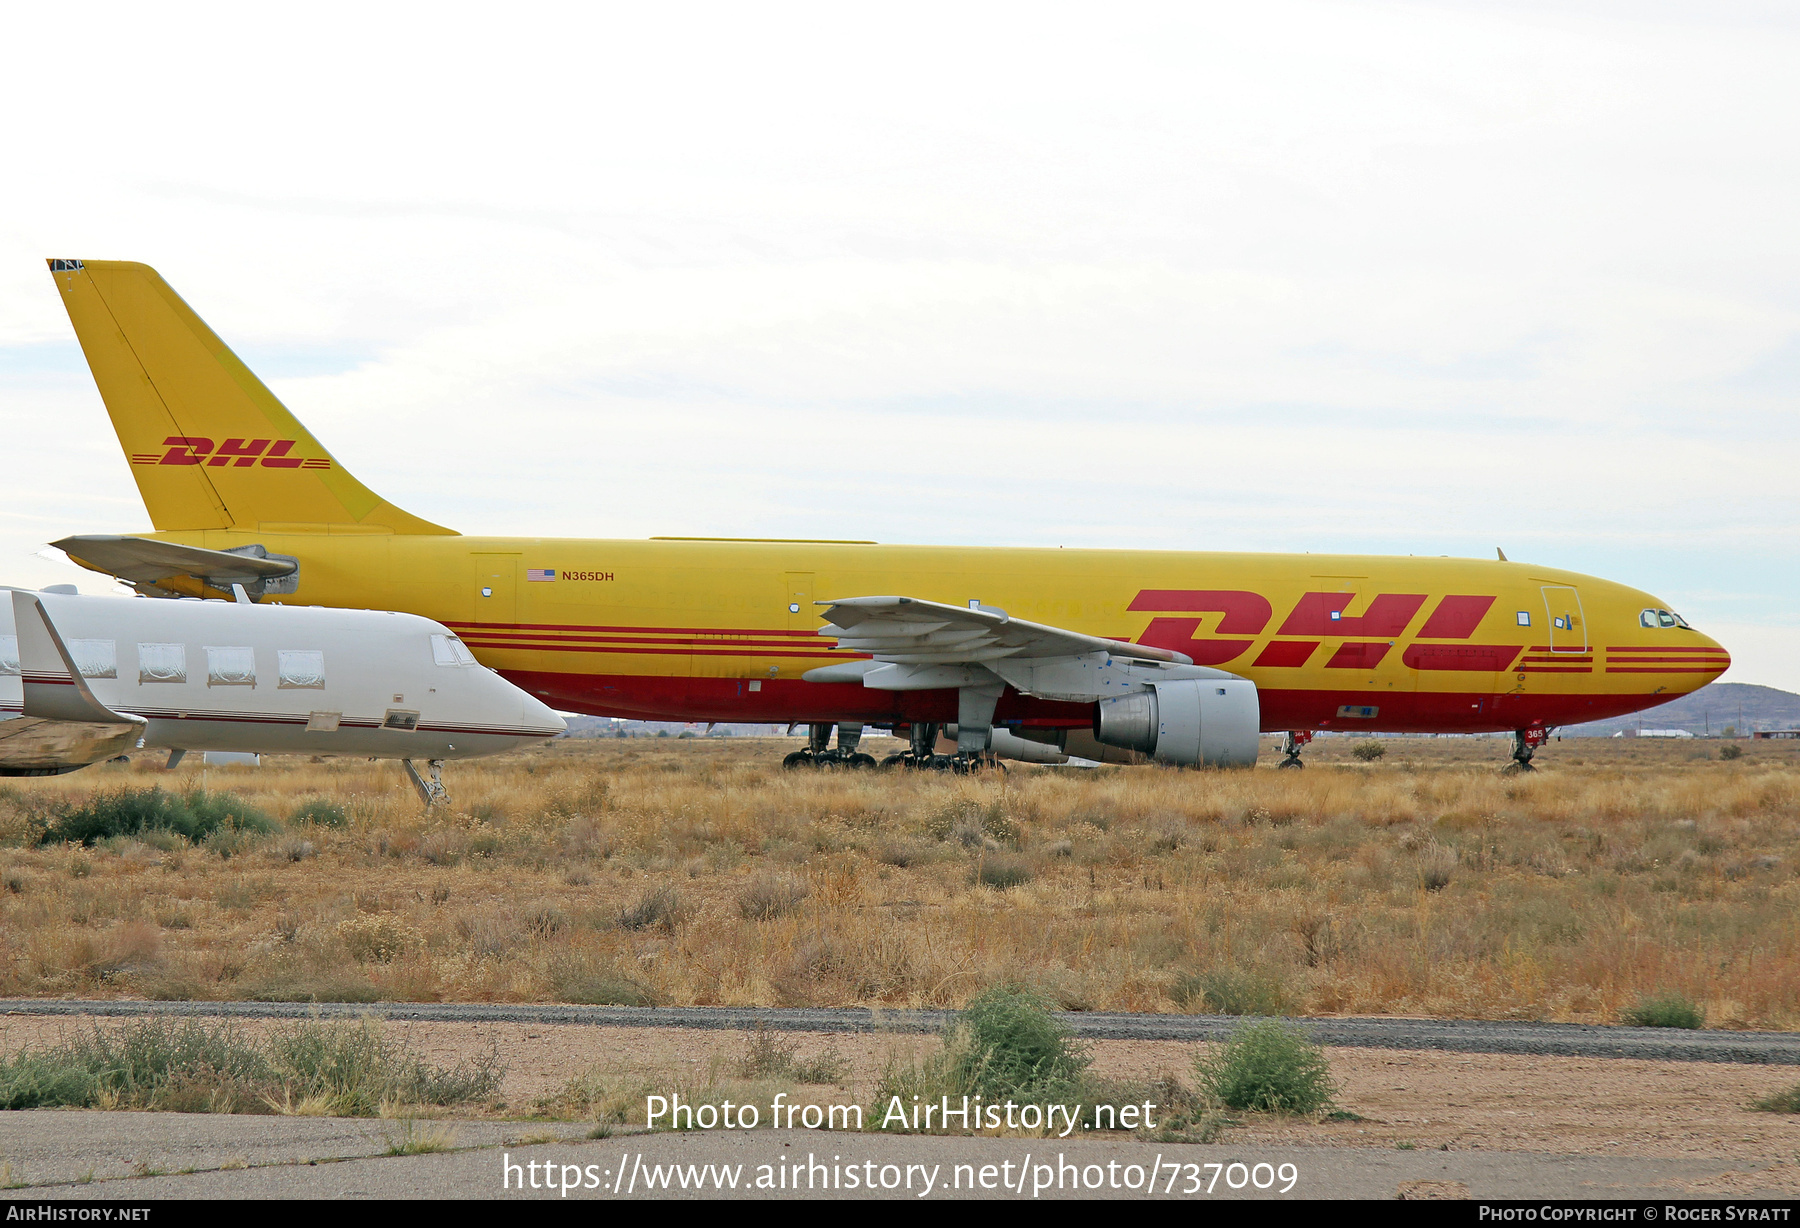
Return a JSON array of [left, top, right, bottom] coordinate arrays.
[[782, 751, 816, 770], [1507, 727, 1550, 773], [879, 753, 909, 771], [846, 753, 878, 769], [1278, 730, 1313, 770]]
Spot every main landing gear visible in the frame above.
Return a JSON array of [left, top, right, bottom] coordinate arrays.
[[878, 723, 1002, 774], [783, 723, 879, 770], [1505, 727, 1551, 774], [1278, 730, 1314, 770]]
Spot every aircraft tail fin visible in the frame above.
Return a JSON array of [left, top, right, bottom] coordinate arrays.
[[46, 259, 454, 536]]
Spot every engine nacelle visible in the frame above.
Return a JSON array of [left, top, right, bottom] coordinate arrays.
[[1093, 678, 1260, 767]]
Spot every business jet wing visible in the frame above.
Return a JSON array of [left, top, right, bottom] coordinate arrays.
[[814, 595, 1190, 665]]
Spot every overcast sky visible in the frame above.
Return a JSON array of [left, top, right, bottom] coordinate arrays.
[[3, 1, 1797, 687]]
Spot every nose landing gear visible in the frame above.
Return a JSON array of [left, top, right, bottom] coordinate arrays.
[[403, 758, 450, 808], [1506, 726, 1551, 773], [1278, 730, 1313, 769]]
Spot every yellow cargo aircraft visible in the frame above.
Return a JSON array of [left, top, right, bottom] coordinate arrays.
[[39, 259, 1730, 771]]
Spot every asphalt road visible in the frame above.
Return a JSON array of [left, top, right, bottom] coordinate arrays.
[[2, 999, 1797, 1065], [0, 1112, 1788, 1200]]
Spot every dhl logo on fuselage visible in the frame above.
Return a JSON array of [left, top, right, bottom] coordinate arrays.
[[1126, 589, 1727, 674], [454, 587, 1726, 678], [1129, 589, 1518, 670], [129, 437, 332, 470]]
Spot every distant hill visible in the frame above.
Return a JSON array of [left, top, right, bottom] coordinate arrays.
[[1564, 682, 1800, 737]]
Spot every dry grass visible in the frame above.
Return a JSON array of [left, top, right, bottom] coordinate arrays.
[[0, 735, 1794, 1026]]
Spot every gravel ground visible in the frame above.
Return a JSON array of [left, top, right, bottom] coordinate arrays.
[[2, 1000, 1796, 1065]]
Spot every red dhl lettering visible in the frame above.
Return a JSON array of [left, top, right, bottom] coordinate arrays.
[[133, 437, 329, 470], [1131, 590, 1508, 669]]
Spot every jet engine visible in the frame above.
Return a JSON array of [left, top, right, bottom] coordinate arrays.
[[1093, 679, 1260, 767]]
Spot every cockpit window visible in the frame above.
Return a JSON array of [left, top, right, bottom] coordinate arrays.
[[430, 634, 478, 667], [1640, 609, 1658, 628], [1657, 610, 1677, 628], [1674, 612, 1692, 629], [1641, 608, 1694, 630]]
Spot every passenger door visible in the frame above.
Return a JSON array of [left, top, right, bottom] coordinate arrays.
[[1541, 585, 1586, 653]]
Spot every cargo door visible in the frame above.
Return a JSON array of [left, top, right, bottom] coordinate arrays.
[[1541, 585, 1586, 653], [473, 554, 520, 628]]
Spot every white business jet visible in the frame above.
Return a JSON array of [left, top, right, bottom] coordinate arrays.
[[0, 586, 565, 804]]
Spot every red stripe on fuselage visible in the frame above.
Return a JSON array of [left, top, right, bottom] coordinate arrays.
[[460, 629, 839, 652], [444, 620, 823, 638], [460, 639, 846, 660], [497, 669, 1707, 736]]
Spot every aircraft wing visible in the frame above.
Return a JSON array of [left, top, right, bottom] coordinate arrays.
[[52, 535, 296, 595], [814, 595, 1191, 666], [0, 715, 142, 774]]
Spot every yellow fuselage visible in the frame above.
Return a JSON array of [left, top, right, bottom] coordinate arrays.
[[144, 530, 1729, 734]]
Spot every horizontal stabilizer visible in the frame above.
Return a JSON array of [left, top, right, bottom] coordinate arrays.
[[53, 535, 296, 597]]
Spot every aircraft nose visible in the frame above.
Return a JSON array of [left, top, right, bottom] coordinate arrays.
[[1696, 630, 1731, 679], [522, 692, 567, 737]]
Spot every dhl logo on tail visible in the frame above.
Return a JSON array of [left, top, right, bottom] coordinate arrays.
[[130, 437, 332, 470]]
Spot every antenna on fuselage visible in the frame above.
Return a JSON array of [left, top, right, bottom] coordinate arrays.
[[1496, 548, 1509, 562]]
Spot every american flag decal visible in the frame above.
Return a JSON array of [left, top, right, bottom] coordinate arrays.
[[527, 569, 556, 582]]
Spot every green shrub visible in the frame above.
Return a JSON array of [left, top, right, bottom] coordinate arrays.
[[872, 986, 1091, 1125], [269, 1021, 503, 1115], [1351, 741, 1386, 762], [37, 788, 274, 847], [1752, 1084, 1800, 1113], [1719, 744, 1743, 761], [290, 798, 351, 828], [1193, 1020, 1336, 1114], [0, 1019, 272, 1112], [947, 986, 1089, 1099], [972, 857, 1033, 890], [737, 874, 808, 920], [0, 1052, 102, 1110], [617, 886, 679, 931], [1621, 992, 1705, 1029], [551, 963, 656, 1007], [242, 975, 381, 1004], [0, 1018, 498, 1116], [186, 791, 277, 836], [737, 1024, 847, 1084], [1175, 969, 1289, 1016]]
